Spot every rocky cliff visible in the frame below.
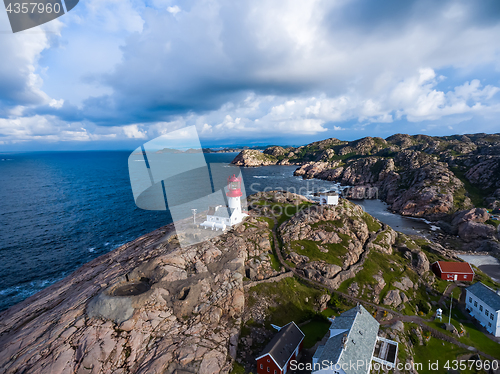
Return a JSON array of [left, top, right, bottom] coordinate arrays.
[[232, 133, 500, 218], [1, 191, 498, 374]]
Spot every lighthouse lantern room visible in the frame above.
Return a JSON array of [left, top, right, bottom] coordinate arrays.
[[200, 174, 248, 231]]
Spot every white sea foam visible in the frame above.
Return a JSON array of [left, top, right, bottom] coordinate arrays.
[[253, 176, 269, 179]]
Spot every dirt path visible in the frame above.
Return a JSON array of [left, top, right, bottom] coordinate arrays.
[[265, 213, 500, 362], [439, 282, 458, 306]]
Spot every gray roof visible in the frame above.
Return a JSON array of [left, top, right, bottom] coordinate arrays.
[[314, 305, 380, 374], [258, 322, 305, 369], [466, 282, 500, 311]]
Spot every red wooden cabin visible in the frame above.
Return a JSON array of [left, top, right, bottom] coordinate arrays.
[[432, 261, 474, 282], [256, 322, 304, 374]]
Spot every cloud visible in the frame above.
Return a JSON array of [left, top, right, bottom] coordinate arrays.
[[1, 0, 500, 148]]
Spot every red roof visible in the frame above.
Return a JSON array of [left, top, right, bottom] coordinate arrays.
[[435, 261, 474, 274]]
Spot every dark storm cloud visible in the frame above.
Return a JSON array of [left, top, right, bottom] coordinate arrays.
[[54, 0, 499, 127]]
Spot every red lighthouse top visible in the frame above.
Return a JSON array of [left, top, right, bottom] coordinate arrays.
[[226, 174, 242, 197]]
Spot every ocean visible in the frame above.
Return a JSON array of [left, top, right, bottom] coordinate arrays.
[[0, 151, 431, 311]]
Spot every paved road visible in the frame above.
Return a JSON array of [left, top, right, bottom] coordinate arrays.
[[264, 213, 500, 362]]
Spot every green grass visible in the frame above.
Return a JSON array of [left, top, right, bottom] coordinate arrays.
[[338, 250, 408, 294], [268, 252, 281, 271], [310, 219, 345, 231], [412, 337, 470, 374], [248, 277, 327, 327], [471, 267, 500, 289], [320, 308, 336, 317], [300, 316, 331, 348], [452, 287, 462, 301], [256, 216, 275, 230], [485, 219, 500, 228], [459, 322, 500, 359], [425, 312, 500, 359], [450, 167, 490, 208], [291, 235, 351, 266], [362, 212, 382, 232], [276, 203, 311, 227], [230, 361, 246, 374], [412, 238, 449, 264]]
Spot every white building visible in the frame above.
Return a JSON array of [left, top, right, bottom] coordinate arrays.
[[465, 282, 500, 337], [319, 192, 339, 206], [200, 174, 247, 231], [312, 305, 398, 374]]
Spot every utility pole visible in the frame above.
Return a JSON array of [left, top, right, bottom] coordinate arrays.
[[448, 292, 453, 326]]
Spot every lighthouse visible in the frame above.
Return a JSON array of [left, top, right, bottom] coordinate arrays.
[[200, 174, 248, 231], [227, 174, 243, 217]]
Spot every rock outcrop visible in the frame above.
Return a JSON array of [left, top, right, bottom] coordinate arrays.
[[231, 150, 278, 167], [232, 133, 500, 218], [0, 223, 249, 374]]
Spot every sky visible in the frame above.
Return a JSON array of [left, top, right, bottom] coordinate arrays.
[[1, 0, 500, 151]]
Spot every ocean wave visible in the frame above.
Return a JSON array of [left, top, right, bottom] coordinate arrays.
[[253, 176, 270, 179]]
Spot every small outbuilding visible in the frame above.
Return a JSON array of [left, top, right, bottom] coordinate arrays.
[[319, 192, 339, 206], [431, 261, 474, 282], [256, 322, 304, 374]]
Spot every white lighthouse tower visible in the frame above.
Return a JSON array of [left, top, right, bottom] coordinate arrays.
[[226, 174, 244, 220], [200, 174, 247, 231]]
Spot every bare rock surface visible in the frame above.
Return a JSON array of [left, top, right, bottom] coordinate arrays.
[[0, 223, 248, 374], [230, 134, 500, 218]]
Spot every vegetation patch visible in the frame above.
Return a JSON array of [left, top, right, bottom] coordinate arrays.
[[485, 219, 500, 228], [247, 277, 327, 327], [362, 212, 382, 232], [412, 337, 470, 374], [310, 219, 344, 231], [300, 315, 331, 349], [291, 235, 351, 267], [450, 167, 490, 207]]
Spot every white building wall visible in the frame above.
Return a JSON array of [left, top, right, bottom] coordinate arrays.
[[465, 290, 500, 337]]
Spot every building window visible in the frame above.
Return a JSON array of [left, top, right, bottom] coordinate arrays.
[[267, 368, 270, 372], [486, 310, 489, 316], [480, 305, 483, 312], [274, 371, 277, 374], [491, 314, 495, 321], [260, 364, 263, 369], [474, 301, 478, 307], [488, 322, 492, 327], [469, 297, 472, 303]]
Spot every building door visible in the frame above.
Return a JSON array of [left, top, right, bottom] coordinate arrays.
[[454, 274, 458, 281]]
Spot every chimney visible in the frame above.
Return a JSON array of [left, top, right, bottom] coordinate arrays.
[[342, 333, 347, 349]]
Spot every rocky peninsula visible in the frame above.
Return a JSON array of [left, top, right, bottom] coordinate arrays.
[[232, 134, 500, 255], [1, 190, 499, 373]]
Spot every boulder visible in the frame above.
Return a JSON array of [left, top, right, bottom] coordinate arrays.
[[391, 320, 405, 332], [452, 208, 490, 226], [458, 221, 497, 242], [383, 290, 402, 307]]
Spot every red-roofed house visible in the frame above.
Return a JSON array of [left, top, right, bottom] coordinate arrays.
[[256, 322, 304, 374], [432, 261, 475, 282]]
